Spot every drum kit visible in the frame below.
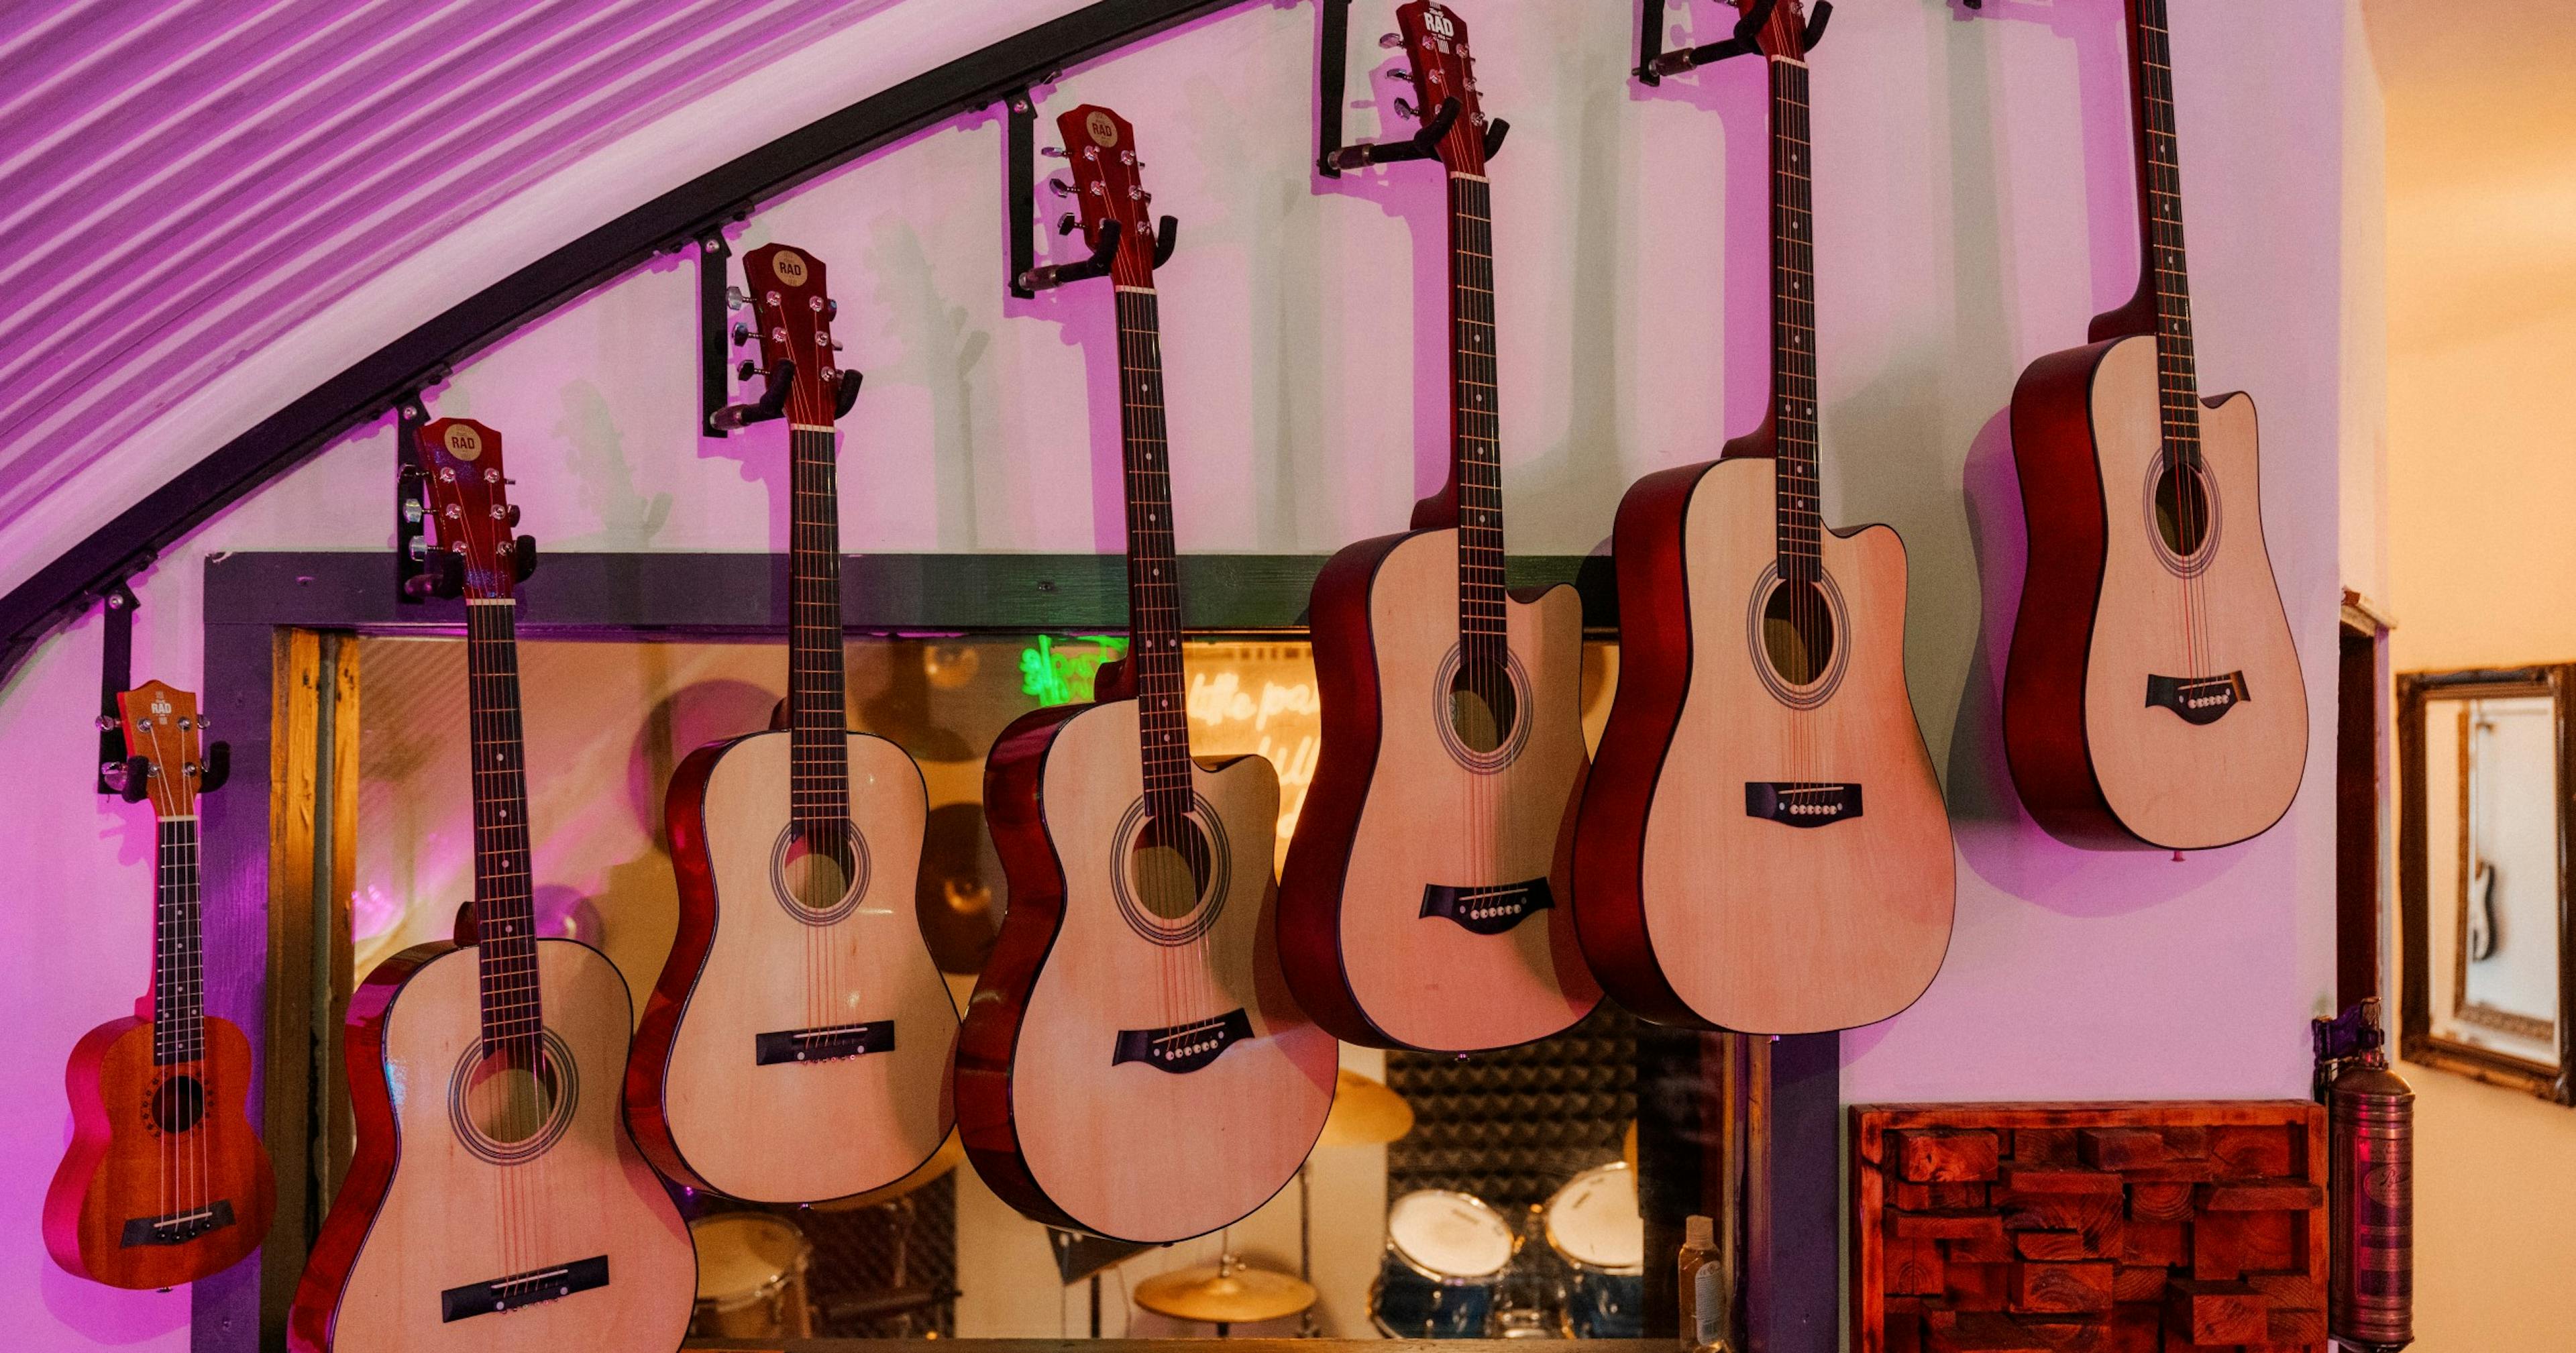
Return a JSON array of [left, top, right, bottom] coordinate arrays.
[[1370, 1161, 1644, 1340]]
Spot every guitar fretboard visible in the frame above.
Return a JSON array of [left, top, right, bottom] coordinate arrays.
[[1447, 172, 1507, 671], [1767, 56, 1822, 583], [788, 423, 854, 865], [2130, 0, 2202, 464], [152, 818, 204, 1065], [1114, 287, 1195, 825], [464, 599, 542, 1058]]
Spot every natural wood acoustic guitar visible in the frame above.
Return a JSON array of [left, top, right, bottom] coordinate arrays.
[[45, 680, 275, 1289], [1572, 0, 1953, 1034], [1277, 0, 1603, 1053], [957, 103, 1336, 1244], [2002, 0, 2306, 851], [290, 419, 692, 1352], [624, 244, 958, 1203]]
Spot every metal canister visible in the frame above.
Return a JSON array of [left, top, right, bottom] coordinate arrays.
[[2327, 1052, 2413, 1352]]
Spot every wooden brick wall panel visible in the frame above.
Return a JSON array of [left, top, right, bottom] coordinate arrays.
[[1852, 1103, 2328, 1353]]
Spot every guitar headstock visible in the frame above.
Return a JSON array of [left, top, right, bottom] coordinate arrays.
[[117, 682, 209, 820], [1730, 0, 1811, 61], [738, 244, 847, 427], [1055, 105, 1162, 288], [411, 418, 525, 600], [1394, 1, 1492, 174]]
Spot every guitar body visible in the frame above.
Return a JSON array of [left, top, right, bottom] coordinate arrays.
[[291, 939, 691, 1353], [2004, 333, 2308, 850], [44, 1013, 274, 1289], [628, 728, 956, 1201], [1280, 526, 1602, 1052], [1576, 449, 1953, 1032], [961, 697, 1335, 1244]]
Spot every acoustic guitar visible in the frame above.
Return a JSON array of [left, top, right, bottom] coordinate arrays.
[[1277, 0, 1603, 1053], [625, 244, 957, 1203], [1573, 0, 1953, 1034], [45, 681, 275, 1289], [2002, 0, 2306, 851], [290, 418, 692, 1352], [958, 103, 1336, 1244]]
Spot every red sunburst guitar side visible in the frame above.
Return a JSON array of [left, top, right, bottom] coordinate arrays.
[[1571, 0, 1953, 1034], [2001, 0, 2306, 852], [957, 103, 1335, 1245], [1277, 0, 1603, 1054], [45, 684, 275, 1290]]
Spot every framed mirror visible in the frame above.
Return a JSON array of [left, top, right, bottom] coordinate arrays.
[[2397, 666, 2575, 1101]]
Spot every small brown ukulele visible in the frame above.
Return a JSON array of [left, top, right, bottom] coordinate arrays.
[[1573, 0, 1953, 1034], [44, 682, 275, 1289], [1277, 0, 1603, 1053], [290, 419, 692, 1352], [2002, 0, 2306, 851], [958, 103, 1336, 1244]]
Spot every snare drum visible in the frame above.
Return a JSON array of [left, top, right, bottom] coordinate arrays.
[[1371, 1189, 1516, 1338], [690, 1211, 814, 1339], [1544, 1161, 1644, 1338]]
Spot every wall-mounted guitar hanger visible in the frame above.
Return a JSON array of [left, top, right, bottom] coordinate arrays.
[[1634, 0, 1831, 85], [696, 229, 863, 435], [90, 582, 230, 800], [1008, 88, 1179, 296], [1313, 0, 1508, 177]]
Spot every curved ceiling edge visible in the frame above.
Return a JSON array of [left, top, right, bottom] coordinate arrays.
[[0, 0, 1238, 688]]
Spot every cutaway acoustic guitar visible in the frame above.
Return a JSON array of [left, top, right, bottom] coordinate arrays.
[[625, 244, 958, 1203], [2002, 0, 2306, 851], [958, 103, 1336, 1244], [1572, 0, 1953, 1034], [46, 681, 275, 1289], [290, 419, 691, 1352], [1278, 0, 1603, 1053]]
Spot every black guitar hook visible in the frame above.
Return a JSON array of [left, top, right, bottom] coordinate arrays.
[[1639, 0, 1829, 83], [1020, 218, 1122, 292]]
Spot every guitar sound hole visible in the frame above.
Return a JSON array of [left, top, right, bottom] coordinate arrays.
[[1129, 816, 1214, 922], [2153, 459, 2212, 558], [781, 824, 857, 914], [151, 1075, 205, 1134], [1761, 579, 1837, 686], [1447, 657, 1519, 755], [462, 1044, 562, 1148]]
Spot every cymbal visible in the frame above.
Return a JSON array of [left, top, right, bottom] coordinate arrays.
[[1133, 1256, 1317, 1323], [1318, 1068, 1413, 1147]]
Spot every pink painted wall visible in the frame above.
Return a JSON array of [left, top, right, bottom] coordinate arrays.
[[0, 1, 2364, 1346]]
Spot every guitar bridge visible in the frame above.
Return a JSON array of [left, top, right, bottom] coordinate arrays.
[[1113, 1008, 1253, 1073], [754, 1019, 894, 1066], [1420, 878, 1554, 935], [440, 1254, 610, 1321], [1745, 781, 1863, 828], [119, 1199, 236, 1248], [2145, 671, 2248, 726]]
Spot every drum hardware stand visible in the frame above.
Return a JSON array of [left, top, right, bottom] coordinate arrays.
[[698, 228, 861, 434], [1006, 87, 1179, 297], [1312, 0, 1509, 177], [1633, 0, 1831, 85], [2314, 998, 2414, 1352]]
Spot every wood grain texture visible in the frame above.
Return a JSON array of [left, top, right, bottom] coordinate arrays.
[[292, 940, 692, 1352], [627, 729, 957, 1203], [2004, 335, 2308, 851], [1584, 455, 1954, 1034], [1279, 527, 1600, 1052], [960, 699, 1335, 1243], [44, 1014, 275, 1289]]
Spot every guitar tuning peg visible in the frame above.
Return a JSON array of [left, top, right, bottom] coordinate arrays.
[[824, 299, 837, 318], [93, 714, 115, 733], [1057, 211, 1079, 236], [724, 285, 749, 311], [1040, 145, 1067, 158], [737, 359, 761, 382], [1393, 96, 1418, 120], [407, 537, 430, 561], [401, 495, 424, 525], [731, 322, 750, 346], [1380, 32, 1403, 48], [1048, 178, 1073, 197], [1387, 68, 1416, 81]]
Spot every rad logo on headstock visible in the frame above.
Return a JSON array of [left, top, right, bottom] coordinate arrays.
[[443, 424, 484, 460], [1085, 111, 1120, 148], [150, 694, 172, 718], [769, 250, 810, 287]]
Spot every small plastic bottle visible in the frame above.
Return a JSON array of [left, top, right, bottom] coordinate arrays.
[[1676, 1213, 1727, 1352]]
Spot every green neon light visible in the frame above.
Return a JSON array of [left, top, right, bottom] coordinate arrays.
[[1020, 635, 1129, 707]]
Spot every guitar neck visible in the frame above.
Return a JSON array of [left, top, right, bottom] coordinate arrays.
[[1114, 286, 1193, 823], [464, 598, 542, 1054], [2127, 0, 2202, 455], [1446, 171, 1507, 665], [1768, 55, 1822, 582], [152, 818, 204, 1064], [788, 423, 851, 836]]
